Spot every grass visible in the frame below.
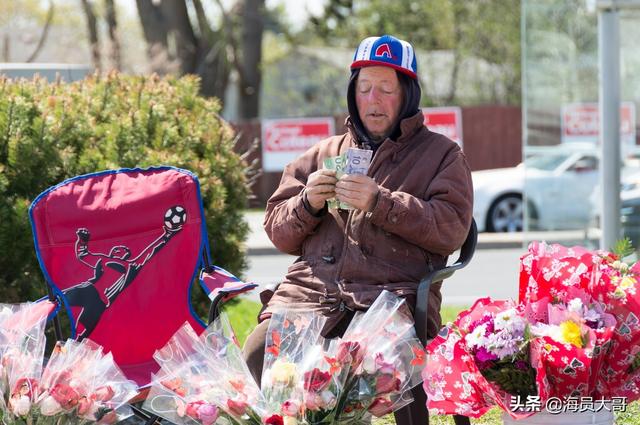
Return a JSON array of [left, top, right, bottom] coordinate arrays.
[[226, 300, 640, 424]]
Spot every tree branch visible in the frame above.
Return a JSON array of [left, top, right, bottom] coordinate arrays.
[[191, 0, 215, 43], [26, 0, 55, 63]]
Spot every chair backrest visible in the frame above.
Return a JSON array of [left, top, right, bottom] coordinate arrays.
[[29, 167, 209, 387]]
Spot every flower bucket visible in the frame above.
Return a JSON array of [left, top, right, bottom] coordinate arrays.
[[502, 410, 613, 425]]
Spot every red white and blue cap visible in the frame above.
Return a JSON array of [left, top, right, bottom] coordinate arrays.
[[351, 35, 418, 79]]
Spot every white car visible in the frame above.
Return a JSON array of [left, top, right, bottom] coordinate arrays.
[[473, 150, 600, 232]]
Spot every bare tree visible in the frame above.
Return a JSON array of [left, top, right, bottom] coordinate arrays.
[[238, 0, 265, 119], [80, 0, 101, 72], [135, 0, 265, 119], [104, 0, 122, 71], [26, 0, 55, 63]]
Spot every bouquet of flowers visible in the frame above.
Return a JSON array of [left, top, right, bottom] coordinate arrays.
[[1, 301, 138, 425], [1, 302, 54, 424], [330, 291, 425, 424], [524, 287, 616, 399], [425, 240, 640, 419], [33, 338, 138, 424], [260, 291, 426, 424], [519, 241, 640, 400], [144, 315, 269, 424], [423, 298, 546, 419], [261, 309, 329, 424]]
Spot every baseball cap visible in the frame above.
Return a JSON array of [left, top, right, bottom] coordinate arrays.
[[351, 35, 418, 79]]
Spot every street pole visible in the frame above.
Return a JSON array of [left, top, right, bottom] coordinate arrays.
[[598, 2, 621, 251]]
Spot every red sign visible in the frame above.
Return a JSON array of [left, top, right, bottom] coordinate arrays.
[[561, 102, 636, 145], [422, 107, 463, 147], [262, 118, 335, 172]]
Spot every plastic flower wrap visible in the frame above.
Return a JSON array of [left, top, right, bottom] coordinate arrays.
[[524, 287, 616, 400], [262, 309, 327, 424], [144, 314, 268, 424], [34, 339, 138, 424], [518, 241, 640, 400], [424, 298, 547, 419], [330, 291, 426, 424], [0, 302, 54, 424]]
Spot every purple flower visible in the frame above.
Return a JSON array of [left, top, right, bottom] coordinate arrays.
[[475, 347, 498, 361], [515, 360, 529, 370]]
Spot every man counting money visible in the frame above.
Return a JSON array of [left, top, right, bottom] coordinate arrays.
[[244, 34, 473, 385]]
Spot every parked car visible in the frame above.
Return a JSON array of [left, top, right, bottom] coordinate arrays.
[[473, 147, 601, 233]]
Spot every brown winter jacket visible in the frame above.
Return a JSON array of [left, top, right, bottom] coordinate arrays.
[[261, 111, 473, 338]]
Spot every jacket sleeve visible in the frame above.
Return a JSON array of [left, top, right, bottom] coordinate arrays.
[[263, 145, 325, 255], [367, 146, 473, 256]]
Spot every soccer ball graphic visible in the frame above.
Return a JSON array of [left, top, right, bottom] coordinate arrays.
[[164, 205, 187, 230]]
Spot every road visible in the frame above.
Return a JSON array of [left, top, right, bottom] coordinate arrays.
[[241, 248, 524, 306]]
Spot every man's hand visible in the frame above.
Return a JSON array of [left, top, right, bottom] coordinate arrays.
[[76, 228, 90, 242], [335, 174, 379, 212], [305, 169, 338, 214]]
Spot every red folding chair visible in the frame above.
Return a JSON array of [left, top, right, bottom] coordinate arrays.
[[29, 166, 256, 422]]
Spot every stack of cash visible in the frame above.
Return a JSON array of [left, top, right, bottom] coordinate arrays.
[[323, 147, 373, 210]]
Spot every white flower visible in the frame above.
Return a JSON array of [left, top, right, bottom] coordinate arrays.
[[9, 395, 31, 416], [567, 298, 583, 314], [284, 417, 298, 425], [39, 396, 63, 416], [465, 324, 488, 349]]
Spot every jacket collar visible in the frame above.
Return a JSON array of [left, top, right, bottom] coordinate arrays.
[[345, 110, 425, 146]]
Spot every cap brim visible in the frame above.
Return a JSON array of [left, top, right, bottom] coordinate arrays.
[[351, 60, 417, 79]]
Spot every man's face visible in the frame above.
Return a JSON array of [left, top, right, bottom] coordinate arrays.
[[355, 66, 403, 141]]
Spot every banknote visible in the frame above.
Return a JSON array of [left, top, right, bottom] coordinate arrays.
[[323, 148, 373, 209], [323, 154, 348, 209], [345, 147, 373, 175]]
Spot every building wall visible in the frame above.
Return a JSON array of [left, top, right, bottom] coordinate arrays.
[[232, 105, 523, 207]]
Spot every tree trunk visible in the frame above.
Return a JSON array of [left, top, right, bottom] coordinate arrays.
[[159, 0, 198, 74], [2, 34, 9, 62], [135, 0, 171, 74], [104, 0, 122, 71], [238, 0, 264, 119], [80, 0, 101, 72]]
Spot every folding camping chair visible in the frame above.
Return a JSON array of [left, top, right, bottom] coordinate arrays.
[[393, 218, 478, 425], [29, 166, 257, 423]]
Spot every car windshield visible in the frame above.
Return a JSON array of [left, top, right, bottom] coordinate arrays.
[[526, 154, 570, 171]]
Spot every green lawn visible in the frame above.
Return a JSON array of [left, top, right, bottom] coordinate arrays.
[[226, 299, 640, 424]]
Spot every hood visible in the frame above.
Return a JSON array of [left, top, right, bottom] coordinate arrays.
[[346, 68, 422, 148]]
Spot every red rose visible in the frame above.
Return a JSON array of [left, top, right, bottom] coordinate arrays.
[[226, 398, 248, 416], [12, 378, 39, 399], [49, 383, 80, 409], [375, 374, 401, 394], [303, 368, 332, 392], [337, 341, 362, 366], [368, 397, 394, 417], [186, 400, 206, 418], [264, 414, 284, 425], [91, 385, 115, 402]]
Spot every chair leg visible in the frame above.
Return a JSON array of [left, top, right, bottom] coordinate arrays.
[[453, 414, 471, 425], [393, 383, 428, 425]]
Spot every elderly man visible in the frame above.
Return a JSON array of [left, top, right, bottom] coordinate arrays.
[[244, 35, 473, 385]]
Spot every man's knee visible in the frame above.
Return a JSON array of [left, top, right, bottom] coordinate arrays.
[[242, 318, 270, 387]]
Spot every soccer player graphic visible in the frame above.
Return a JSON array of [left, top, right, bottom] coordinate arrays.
[[63, 206, 187, 339]]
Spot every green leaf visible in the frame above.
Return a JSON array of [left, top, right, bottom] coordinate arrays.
[[612, 237, 635, 259]]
